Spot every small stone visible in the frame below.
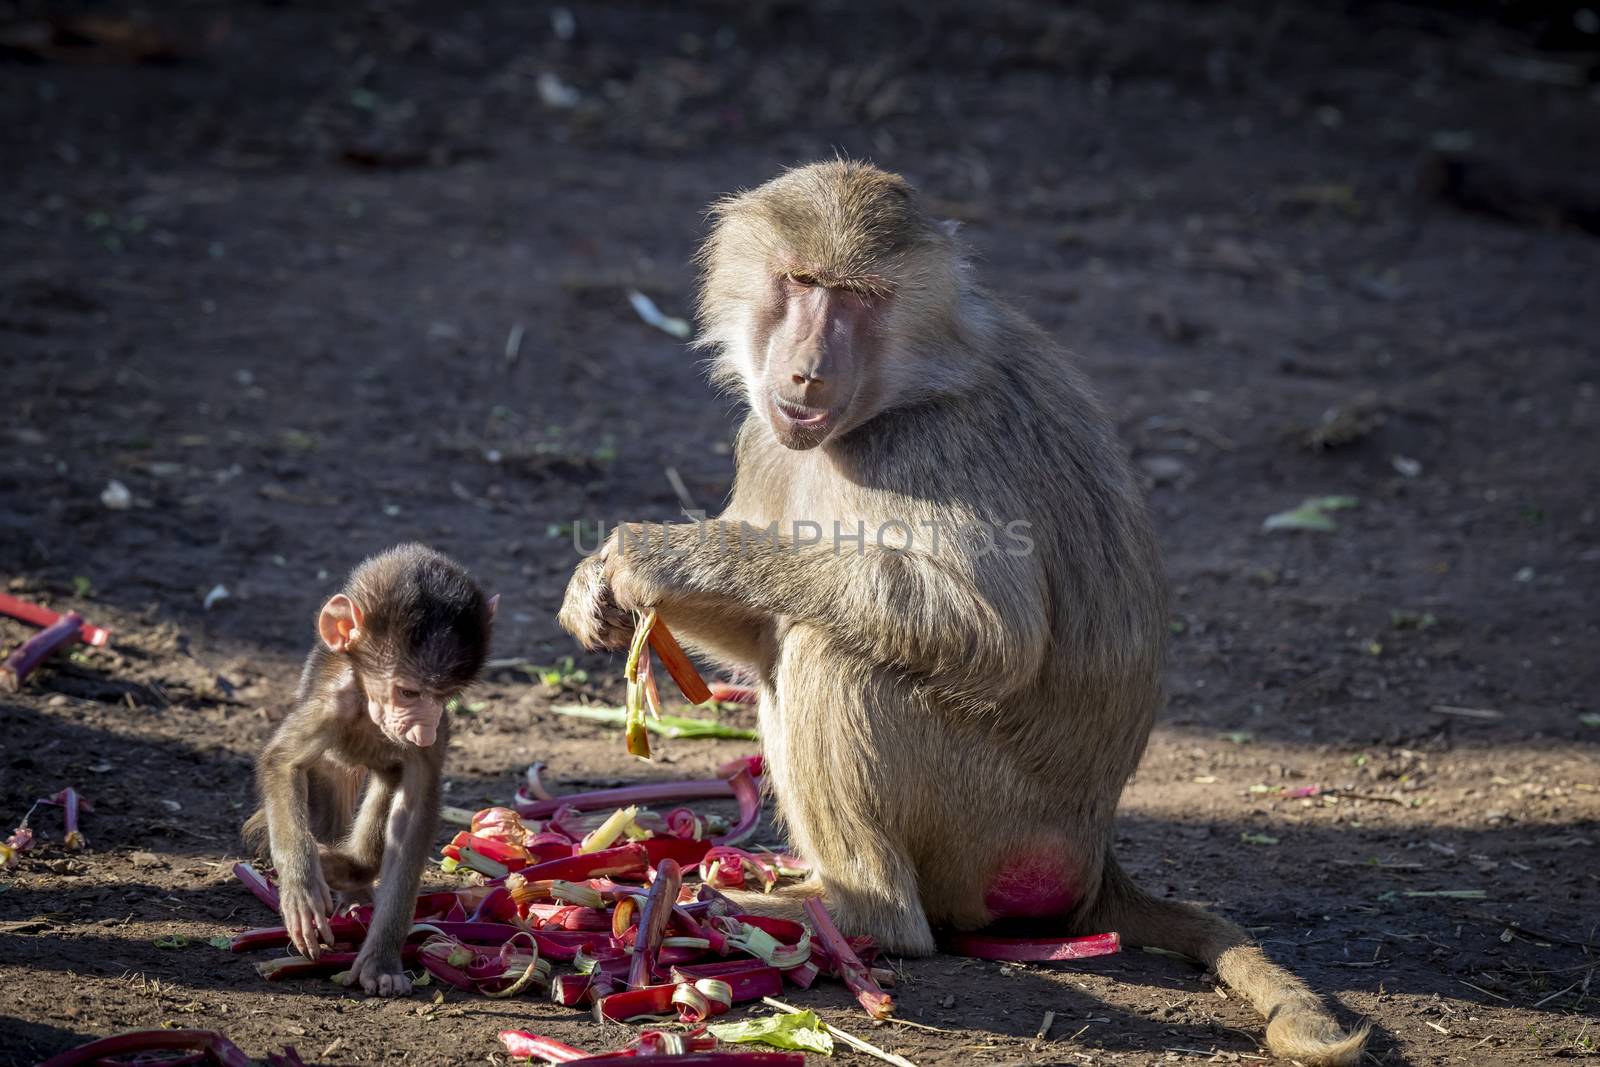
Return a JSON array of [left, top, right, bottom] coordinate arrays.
[[130, 850, 166, 869], [1140, 456, 1189, 485], [48, 694, 70, 707], [100, 480, 132, 510]]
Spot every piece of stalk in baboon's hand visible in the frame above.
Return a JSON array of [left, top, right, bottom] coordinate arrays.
[[647, 620, 712, 704], [623, 610, 656, 760]]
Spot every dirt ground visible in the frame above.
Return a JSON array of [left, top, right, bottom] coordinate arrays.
[[2, 2, 1598, 1064]]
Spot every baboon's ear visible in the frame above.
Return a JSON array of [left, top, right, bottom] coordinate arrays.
[[484, 594, 499, 623], [318, 593, 365, 652]]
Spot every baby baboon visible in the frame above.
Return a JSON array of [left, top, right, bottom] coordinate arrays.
[[246, 543, 494, 995]]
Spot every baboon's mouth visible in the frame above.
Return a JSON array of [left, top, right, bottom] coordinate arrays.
[[775, 400, 831, 428]]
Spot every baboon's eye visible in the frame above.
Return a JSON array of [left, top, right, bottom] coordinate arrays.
[[397, 687, 421, 700], [787, 271, 819, 287]]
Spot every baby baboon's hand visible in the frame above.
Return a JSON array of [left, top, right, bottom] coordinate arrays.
[[350, 942, 412, 996], [279, 871, 335, 959]]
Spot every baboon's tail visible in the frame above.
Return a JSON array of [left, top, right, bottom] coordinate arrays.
[[1084, 856, 1368, 1066], [240, 807, 268, 859]]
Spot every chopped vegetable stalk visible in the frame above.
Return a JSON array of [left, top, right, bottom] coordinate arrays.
[[647, 621, 713, 704], [593, 982, 679, 1023], [498, 1030, 593, 1063], [231, 919, 522, 954], [257, 945, 420, 980], [517, 778, 753, 821], [611, 895, 638, 938], [700, 846, 779, 893], [523, 761, 556, 802], [942, 930, 1122, 961], [593, 975, 745, 1025], [471, 806, 531, 845], [567, 1056, 803, 1067], [707, 681, 757, 705], [803, 898, 893, 1019], [417, 931, 550, 997], [712, 767, 762, 847], [35, 1029, 280, 1067], [233, 862, 281, 912], [512, 842, 650, 884], [628, 858, 683, 990], [640, 646, 664, 722], [41, 787, 88, 849], [1, 610, 83, 692], [456, 845, 511, 879], [0, 592, 110, 646], [712, 916, 811, 969], [444, 831, 531, 867], [578, 805, 642, 854], [505, 875, 607, 911], [640, 835, 713, 868], [636, 1030, 719, 1055], [714, 754, 765, 780], [624, 608, 658, 759], [551, 972, 602, 1007]]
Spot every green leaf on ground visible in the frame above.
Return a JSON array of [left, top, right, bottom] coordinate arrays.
[[709, 1010, 834, 1054], [1262, 495, 1359, 533]]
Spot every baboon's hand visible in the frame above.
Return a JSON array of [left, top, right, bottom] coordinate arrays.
[[600, 523, 677, 617], [279, 870, 335, 959], [558, 553, 631, 651], [350, 942, 412, 996]]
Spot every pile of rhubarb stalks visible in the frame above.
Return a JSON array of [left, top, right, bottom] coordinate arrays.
[[226, 756, 895, 1064]]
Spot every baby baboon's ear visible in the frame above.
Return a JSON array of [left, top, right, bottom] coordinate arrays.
[[317, 593, 364, 652]]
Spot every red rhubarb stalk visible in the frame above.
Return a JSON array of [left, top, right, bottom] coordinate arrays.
[[714, 754, 764, 779], [637, 1030, 720, 1055], [525, 929, 620, 961], [711, 768, 761, 847], [517, 842, 649, 883], [647, 621, 712, 704], [233, 862, 280, 912], [1, 611, 82, 692], [40, 787, 90, 848], [628, 858, 683, 990], [669, 963, 783, 1002], [0, 593, 109, 646], [570, 1054, 803, 1066], [256, 945, 419, 980], [450, 831, 532, 867], [517, 779, 749, 820], [641, 835, 712, 868], [456, 845, 511, 879], [550, 972, 601, 1007], [707, 681, 757, 705], [592, 983, 678, 1023], [498, 1030, 592, 1063], [943, 930, 1122, 962], [231, 919, 522, 953], [37, 1029, 259, 1067], [803, 897, 894, 1019], [523, 761, 556, 802]]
